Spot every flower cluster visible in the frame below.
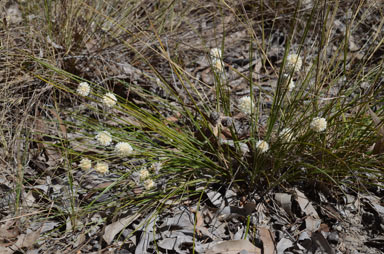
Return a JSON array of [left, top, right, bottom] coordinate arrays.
[[139, 168, 150, 181], [78, 158, 109, 174], [115, 142, 133, 157], [210, 48, 222, 60], [77, 82, 90, 96], [286, 53, 302, 73], [79, 158, 92, 171], [238, 96, 254, 115], [95, 162, 109, 174], [256, 140, 269, 153], [210, 48, 224, 73], [144, 179, 155, 190], [288, 79, 295, 92], [96, 131, 112, 146], [310, 117, 327, 132], [103, 92, 117, 107]]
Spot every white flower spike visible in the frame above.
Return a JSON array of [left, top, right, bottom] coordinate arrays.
[[310, 117, 327, 132]]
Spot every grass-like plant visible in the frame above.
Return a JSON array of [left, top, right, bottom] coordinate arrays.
[[2, 0, 384, 250]]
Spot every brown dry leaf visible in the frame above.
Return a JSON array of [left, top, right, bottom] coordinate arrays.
[[23, 191, 36, 207], [103, 213, 141, 244], [14, 227, 41, 249], [311, 231, 335, 254], [0, 246, 13, 254], [205, 239, 261, 254], [85, 39, 98, 52], [195, 210, 204, 228], [368, 108, 384, 154], [294, 188, 319, 218], [0, 221, 19, 239], [73, 233, 86, 248], [49, 108, 67, 139], [259, 227, 275, 254], [44, 146, 63, 167], [194, 210, 220, 240]]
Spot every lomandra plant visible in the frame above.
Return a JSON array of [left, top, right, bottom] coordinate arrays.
[[29, 0, 384, 222]]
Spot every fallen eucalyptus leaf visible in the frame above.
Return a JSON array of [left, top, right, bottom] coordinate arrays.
[[305, 217, 321, 232], [207, 190, 223, 207], [259, 227, 275, 254], [368, 108, 384, 154], [205, 239, 261, 254], [275, 193, 292, 217], [312, 231, 335, 254], [14, 228, 41, 249], [294, 188, 319, 218], [276, 238, 293, 254], [103, 213, 141, 244]]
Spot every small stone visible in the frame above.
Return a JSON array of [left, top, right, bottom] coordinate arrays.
[[328, 231, 339, 244]]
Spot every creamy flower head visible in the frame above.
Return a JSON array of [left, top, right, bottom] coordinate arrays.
[[96, 131, 112, 146], [286, 54, 302, 72], [95, 162, 109, 174], [256, 140, 269, 153], [310, 117, 327, 132], [280, 128, 295, 142], [115, 142, 133, 156], [139, 168, 150, 181], [144, 179, 155, 190], [288, 79, 295, 92], [212, 58, 224, 72], [210, 48, 222, 60], [238, 96, 254, 115], [77, 82, 90, 96], [103, 92, 117, 107], [79, 158, 92, 171]]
